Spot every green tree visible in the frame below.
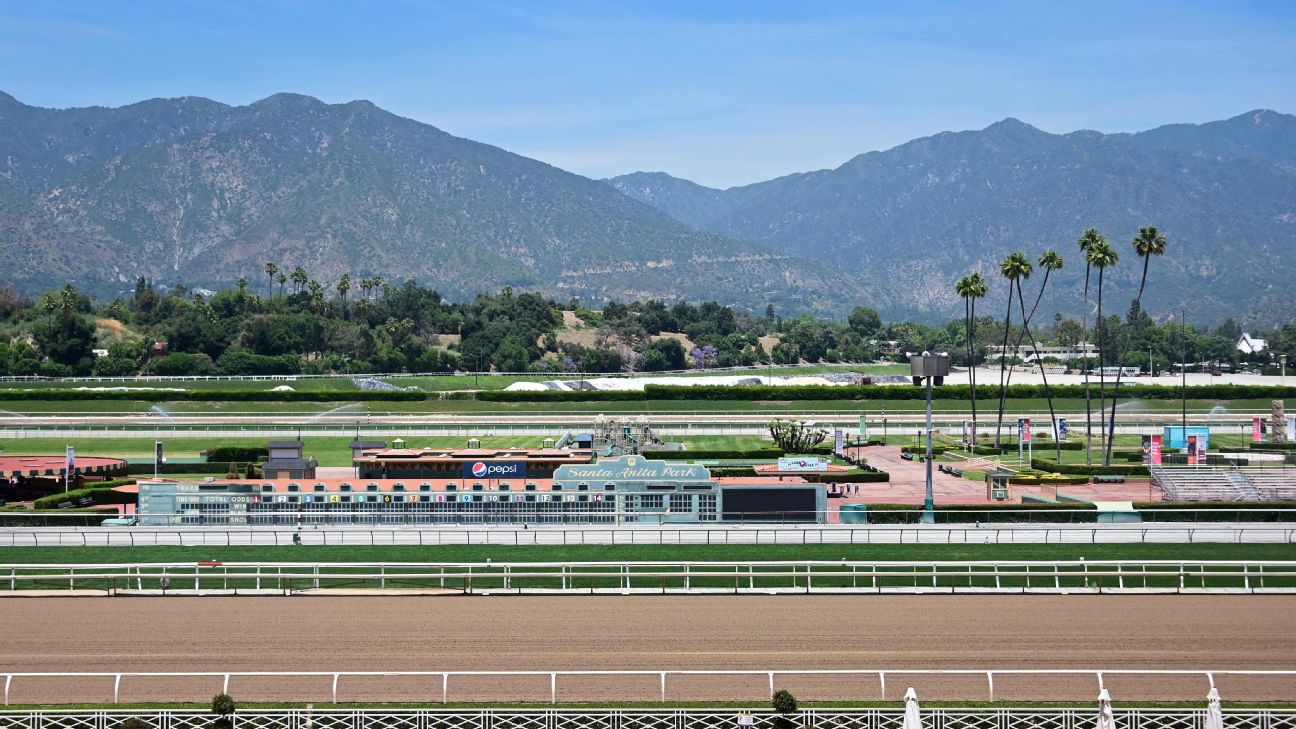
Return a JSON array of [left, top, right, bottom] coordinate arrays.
[[1076, 228, 1105, 464], [290, 266, 308, 294], [1104, 226, 1167, 464], [847, 306, 882, 338], [263, 261, 278, 299], [993, 252, 1030, 446], [492, 336, 531, 373], [1086, 238, 1120, 465], [337, 273, 352, 317], [954, 272, 987, 447]]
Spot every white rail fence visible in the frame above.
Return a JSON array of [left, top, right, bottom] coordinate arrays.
[[4, 560, 1296, 596], [3, 709, 1296, 729], [4, 524, 1296, 547], [5, 669, 1296, 706]]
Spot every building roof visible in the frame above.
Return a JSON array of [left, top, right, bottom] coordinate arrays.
[[266, 440, 305, 449], [263, 458, 317, 471], [354, 447, 595, 463], [1237, 333, 1268, 354], [0, 455, 127, 478]]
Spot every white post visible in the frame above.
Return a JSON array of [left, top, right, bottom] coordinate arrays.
[[986, 672, 994, 702], [223, 673, 230, 695], [550, 672, 557, 704], [332, 673, 339, 703], [442, 673, 449, 704], [114, 674, 121, 704], [879, 671, 886, 700], [660, 672, 667, 701], [768, 672, 775, 698]]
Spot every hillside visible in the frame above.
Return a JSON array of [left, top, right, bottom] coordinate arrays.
[[0, 91, 861, 314], [608, 111, 1296, 324]]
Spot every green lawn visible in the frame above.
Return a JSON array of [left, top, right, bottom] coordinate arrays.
[[7, 542, 1294, 564], [0, 435, 775, 467], [0, 396, 1281, 416]]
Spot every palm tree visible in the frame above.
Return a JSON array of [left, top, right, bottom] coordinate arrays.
[[337, 273, 351, 317], [1103, 226, 1168, 464], [1018, 250, 1064, 461], [1086, 239, 1120, 465], [1076, 229, 1105, 465], [955, 272, 988, 449], [40, 293, 57, 333], [993, 252, 1031, 446], [236, 276, 248, 294], [291, 266, 308, 294], [276, 272, 287, 298], [263, 262, 278, 299]]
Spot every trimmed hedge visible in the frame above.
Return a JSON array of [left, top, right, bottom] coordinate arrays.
[[480, 383, 1296, 403], [126, 462, 233, 475], [33, 486, 136, 510], [0, 389, 426, 402], [205, 447, 269, 462], [862, 502, 1098, 524], [901, 445, 953, 455], [1136, 501, 1296, 522], [1031, 458, 1150, 477], [643, 448, 783, 460]]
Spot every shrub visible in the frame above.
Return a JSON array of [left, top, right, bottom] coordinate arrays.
[[204, 447, 269, 463], [120, 719, 151, 729], [771, 689, 798, 729], [32, 486, 137, 510], [1135, 501, 1296, 522], [642, 448, 783, 461], [1031, 458, 1149, 477], [212, 693, 236, 729]]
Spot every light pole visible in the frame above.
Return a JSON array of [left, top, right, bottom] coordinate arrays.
[[910, 352, 950, 524], [1283, 354, 1288, 387]]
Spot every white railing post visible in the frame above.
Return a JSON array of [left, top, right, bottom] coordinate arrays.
[[986, 672, 994, 702], [442, 673, 449, 704], [223, 674, 230, 695], [114, 674, 121, 704], [660, 672, 667, 702], [879, 671, 886, 700], [768, 672, 775, 698], [550, 672, 557, 704], [332, 673, 339, 703]]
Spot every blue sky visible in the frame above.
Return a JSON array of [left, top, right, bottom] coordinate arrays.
[[2, 1, 1293, 187]]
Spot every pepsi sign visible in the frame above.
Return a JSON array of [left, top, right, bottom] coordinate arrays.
[[462, 461, 526, 479]]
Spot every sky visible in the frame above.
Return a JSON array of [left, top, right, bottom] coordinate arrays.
[[2, 1, 1294, 188]]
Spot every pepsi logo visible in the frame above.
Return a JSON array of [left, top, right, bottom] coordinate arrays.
[[471, 462, 488, 478]]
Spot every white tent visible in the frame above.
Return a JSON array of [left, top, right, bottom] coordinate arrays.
[[1205, 687, 1224, 729], [903, 687, 922, 729], [1097, 688, 1116, 729]]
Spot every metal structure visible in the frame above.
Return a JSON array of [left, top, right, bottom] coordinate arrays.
[[3, 560, 1294, 596], [910, 353, 951, 524], [3, 708, 1296, 729], [4, 668, 1295, 706]]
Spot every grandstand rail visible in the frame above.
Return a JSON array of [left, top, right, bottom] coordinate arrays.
[[3, 708, 1296, 729], [3, 560, 1295, 596], [4, 668, 1296, 706]]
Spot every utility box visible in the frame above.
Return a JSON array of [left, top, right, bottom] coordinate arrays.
[[910, 354, 951, 386]]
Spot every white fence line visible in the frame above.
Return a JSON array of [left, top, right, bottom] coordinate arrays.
[[4, 524, 1296, 547], [5, 707, 1296, 729], [5, 668, 1295, 705], [4, 560, 1296, 596]]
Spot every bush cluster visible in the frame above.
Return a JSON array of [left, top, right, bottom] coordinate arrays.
[[1031, 458, 1150, 477], [32, 486, 137, 510], [204, 446, 269, 462]]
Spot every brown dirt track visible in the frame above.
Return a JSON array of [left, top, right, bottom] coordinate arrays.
[[5, 595, 1295, 705]]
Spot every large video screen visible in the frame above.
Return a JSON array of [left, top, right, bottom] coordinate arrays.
[[721, 487, 817, 522]]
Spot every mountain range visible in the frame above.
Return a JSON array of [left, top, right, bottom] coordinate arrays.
[[1, 89, 1293, 324]]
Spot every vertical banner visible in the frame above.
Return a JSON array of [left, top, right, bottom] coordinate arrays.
[[65, 445, 75, 492], [1142, 435, 1152, 465], [1019, 418, 1032, 441], [1151, 434, 1162, 465], [154, 440, 164, 477], [833, 429, 844, 455], [1058, 418, 1069, 442], [1195, 436, 1207, 462], [859, 415, 868, 442], [1253, 418, 1263, 442], [962, 420, 970, 445], [1187, 435, 1198, 465]]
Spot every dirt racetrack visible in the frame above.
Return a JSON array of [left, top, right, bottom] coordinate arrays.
[[4, 595, 1295, 704]]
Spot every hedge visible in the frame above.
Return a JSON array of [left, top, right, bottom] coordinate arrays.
[[33, 486, 137, 510], [861, 502, 1097, 524], [1135, 501, 1296, 522], [1162, 453, 1248, 466], [642, 448, 783, 460], [1031, 458, 1150, 477], [708, 468, 889, 483], [0, 389, 427, 402], [480, 383, 1296, 403], [900, 445, 953, 455], [1008, 475, 1091, 485], [126, 462, 234, 475], [205, 447, 269, 462]]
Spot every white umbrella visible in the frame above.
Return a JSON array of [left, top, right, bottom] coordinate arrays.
[[1097, 688, 1116, 729], [903, 687, 922, 729], [1205, 687, 1224, 729]]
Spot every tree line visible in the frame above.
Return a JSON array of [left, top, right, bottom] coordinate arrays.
[[0, 256, 1291, 386]]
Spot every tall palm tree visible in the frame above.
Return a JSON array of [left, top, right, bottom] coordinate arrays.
[[40, 293, 57, 333], [993, 252, 1031, 446], [1018, 250, 1064, 461], [1103, 226, 1168, 464], [276, 272, 287, 298], [1086, 239, 1120, 465], [291, 266, 308, 294], [337, 273, 351, 317], [955, 272, 988, 449], [263, 262, 278, 299], [1076, 229, 1105, 465]]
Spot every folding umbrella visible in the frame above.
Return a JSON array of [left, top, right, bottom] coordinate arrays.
[[1205, 687, 1224, 729], [1097, 688, 1116, 729], [903, 687, 922, 729]]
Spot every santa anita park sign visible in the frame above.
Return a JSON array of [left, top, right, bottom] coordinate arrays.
[[553, 456, 711, 484]]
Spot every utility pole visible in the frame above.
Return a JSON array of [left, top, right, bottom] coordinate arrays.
[[1181, 308, 1187, 446], [910, 352, 949, 524]]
